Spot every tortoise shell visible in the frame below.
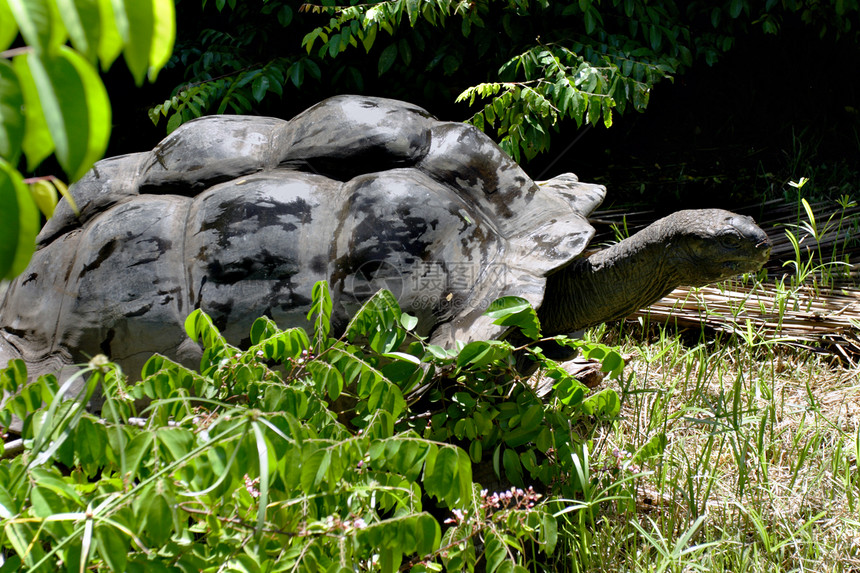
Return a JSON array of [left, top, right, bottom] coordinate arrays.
[[0, 95, 605, 378]]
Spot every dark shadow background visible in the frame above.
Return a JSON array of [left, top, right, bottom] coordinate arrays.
[[101, 13, 859, 214]]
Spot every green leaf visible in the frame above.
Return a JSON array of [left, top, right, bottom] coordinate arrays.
[[56, 0, 102, 61], [124, 431, 153, 480], [0, 60, 24, 164], [502, 447, 523, 486], [484, 296, 541, 340], [28, 178, 57, 217], [485, 533, 505, 573], [277, 4, 292, 26], [729, 0, 744, 18], [251, 74, 269, 102], [142, 491, 173, 545], [249, 316, 278, 345], [0, 0, 18, 51], [362, 22, 377, 52], [0, 358, 28, 393], [15, 48, 111, 180], [75, 417, 107, 467], [184, 309, 227, 348], [6, 0, 65, 54], [156, 427, 194, 461], [112, 0, 175, 84], [581, 388, 620, 418], [633, 432, 667, 464], [469, 439, 482, 463], [442, 54, 459, 75], [308, 280, 332, 345], [307, 360, 344, 400], [95, 524, 128, 572], [378, 43, 397, 76], [540, 509, 558, 554], [300, 448, 330, 491], [13, 53, 53, 169], [456, 340, 509, 369], [519, 404, 543, 431], [0, 160, 38, 279], [96, 0, 122, 66]]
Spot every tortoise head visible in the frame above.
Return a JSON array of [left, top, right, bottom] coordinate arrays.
[[660, 209, 772, 285]]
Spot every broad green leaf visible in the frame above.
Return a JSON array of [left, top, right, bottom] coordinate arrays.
[[0, 60, 24, 164], [95, 524, 128, 572], [378, 43, 397, 76], [29, 178, 57, 217], [730, 0, 744, 18], [469, 439, 482, 463], [415, 513, 440, 557], [74, 417, 107, 466], [148, 0, 174, 75], [249, 316, 278, 345], [56, 0, 102, 61], [0, 0, 18, 51], [0, 357, 27, 393], [142, 492, 173, 545], [540, 509, 558, 554], [426, 446, 458, 504], [96, 0, 122, 67], [362, 22, 377, 52], [581, 388, 620, 418], [519, 403, 543, 431], [0, 485, 17, 519], [485, 296, 541, 340], [12, 51, 54, 169], [633, 432, 667, 464], [400, 312, 418, 331], [307, 360, 344, 400], [485, 533, 505, 573], [15, 47, 111, 180], [29, 486, 70, 518], [6, 0, 65, 54], [0, 159, 38, 279], [502, 447, 523, 486], [156, 427, 194, 461], [184, 309, 226, 347], [251, 74, 269, 102], [124, 431, 154, 480], [456, 339, 509, 369], [112, 0, 175, 84], [300, 448, 330, 491]]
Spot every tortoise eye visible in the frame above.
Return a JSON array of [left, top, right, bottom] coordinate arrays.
[[719, 233, 741, 248]]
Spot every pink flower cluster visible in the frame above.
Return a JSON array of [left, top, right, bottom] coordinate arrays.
[[482, 486, 542, 511]]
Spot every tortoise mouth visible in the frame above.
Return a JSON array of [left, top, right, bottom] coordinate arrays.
[[724, 251, 770, 273]]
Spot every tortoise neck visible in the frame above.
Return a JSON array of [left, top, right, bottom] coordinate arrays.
[[537, 223, 682, 335]]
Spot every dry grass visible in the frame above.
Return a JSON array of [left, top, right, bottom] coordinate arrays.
[[551, 304, 860, 572]]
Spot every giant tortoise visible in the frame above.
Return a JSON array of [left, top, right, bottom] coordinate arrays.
[[0, 95, 771, 383]]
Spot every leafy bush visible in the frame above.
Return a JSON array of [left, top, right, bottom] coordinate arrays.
[[156, 1, 859, 163], [0, 283, 625, 572], [0, 0, 176, 279]]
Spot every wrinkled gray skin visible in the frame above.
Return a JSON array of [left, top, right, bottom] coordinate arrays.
[[0, 95, 771, 392]]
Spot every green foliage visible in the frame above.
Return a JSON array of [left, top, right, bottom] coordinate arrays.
[[0, 0, 176, 279], [0, 283, 626, 571], [160, 1, 858, 162]]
